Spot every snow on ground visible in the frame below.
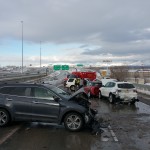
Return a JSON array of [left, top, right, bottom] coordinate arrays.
[[137, 89, 150, 96]]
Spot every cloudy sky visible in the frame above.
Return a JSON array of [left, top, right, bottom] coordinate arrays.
[[0, 0, 150, 67]]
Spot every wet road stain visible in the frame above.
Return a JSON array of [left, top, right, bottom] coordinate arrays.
[[0, 122, 120, 150], [94, 99, 150, 115]]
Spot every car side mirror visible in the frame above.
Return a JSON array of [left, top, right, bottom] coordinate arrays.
[[54, 97, 60, 102]]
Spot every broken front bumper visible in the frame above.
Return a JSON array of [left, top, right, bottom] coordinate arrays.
[[85, 108, 98, 124]]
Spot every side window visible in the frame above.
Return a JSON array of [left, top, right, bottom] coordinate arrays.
[[112, 82, 116, 87], [105, 82, 110, 87], [86, 82, 90, 86], [0, 86, 31, 97], [105, 82, 115, 88], [68, 79, 74, 82], [109, 82, 116, 87], [24, 88, 32, 97], [10, 87, 27, 96], [0, 87, 14, 94], [34, 87, 54, 100]]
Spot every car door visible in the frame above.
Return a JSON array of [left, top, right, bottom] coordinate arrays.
[[84, 81, 91, 94], [101, 82, 111, 97], [4, 86, 33, 120], [31, 87, 60, 123], [104, 82, 116, 97]]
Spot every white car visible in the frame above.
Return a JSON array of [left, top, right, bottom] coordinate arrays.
[[65, 78, 81, 91], [99, 81, 139, 104], [101, 78, 117, 86]]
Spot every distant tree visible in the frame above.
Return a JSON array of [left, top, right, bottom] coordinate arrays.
[[110, 66, 129, 81]]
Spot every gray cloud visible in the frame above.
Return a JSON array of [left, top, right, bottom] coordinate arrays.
[[0, 0, 150, 65], [1, 0, 150, 43]]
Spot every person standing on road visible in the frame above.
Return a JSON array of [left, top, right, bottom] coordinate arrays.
[[83, 78, 87, 86]]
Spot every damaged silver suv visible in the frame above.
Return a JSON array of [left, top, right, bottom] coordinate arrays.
[[0, 83, 96, 131]]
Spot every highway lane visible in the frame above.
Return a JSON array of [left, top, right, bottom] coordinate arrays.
[[0, 71, 150, 150], [0, 97, 150, 150]]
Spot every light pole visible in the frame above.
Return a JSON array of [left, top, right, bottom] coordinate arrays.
[[40, 41, 41, 69], [103, 59, 112, 76], [21, 21, 23, 73]]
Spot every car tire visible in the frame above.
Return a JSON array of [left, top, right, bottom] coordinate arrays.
[[64, 112, 84, 132], [109, 94, 115, 103], [0, 109, 10, 127], [130, 101, 136, 105], [99, 91, 103, 99], [70, 85, 76, 91]]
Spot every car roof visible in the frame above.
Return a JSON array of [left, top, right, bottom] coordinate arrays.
[[90, 81, 102, 83], [109, 81, 133, 84], [0, 82, 54, 88]]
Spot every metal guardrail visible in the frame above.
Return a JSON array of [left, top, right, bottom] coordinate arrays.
[[0, 73, 47, 83], [133, 83, 150, 91], [133, 83, 150, 96]]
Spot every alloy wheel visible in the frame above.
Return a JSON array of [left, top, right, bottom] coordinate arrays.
[[0, 110, 8, 126], [99, 91, 102, 99], [64, 113, 83, 131], [109, 94, 113, 103]]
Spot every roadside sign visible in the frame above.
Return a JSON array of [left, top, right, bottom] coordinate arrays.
[[53, 65, 61, 70], [53, 65, 69, 70], [101, 70, 107, 77], [77, 64, 83, 67], [62, 65, 69, 70]]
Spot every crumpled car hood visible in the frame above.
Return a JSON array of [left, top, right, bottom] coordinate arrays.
[[68, 88, 88, 100], [68, 88, 90, 108]]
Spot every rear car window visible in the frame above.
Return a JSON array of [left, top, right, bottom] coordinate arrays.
[[117, 83, 135, 89], [68, 79, 75, 82], [91, 82, 102, 87]]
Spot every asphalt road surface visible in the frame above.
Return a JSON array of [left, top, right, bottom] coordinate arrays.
[[0, 95, 150, 150], [0, 71, 150, 150]]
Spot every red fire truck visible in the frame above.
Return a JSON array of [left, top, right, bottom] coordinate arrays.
[[71, 71, 96, 81]]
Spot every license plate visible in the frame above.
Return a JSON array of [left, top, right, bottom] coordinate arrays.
[[123, 89, 129, 93]]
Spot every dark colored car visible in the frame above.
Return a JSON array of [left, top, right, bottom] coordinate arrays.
[[0, 83, 96, 131], [84, 81, 102, 98]]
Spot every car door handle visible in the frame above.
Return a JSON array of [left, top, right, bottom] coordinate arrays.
[[6, 98, 13, 101]]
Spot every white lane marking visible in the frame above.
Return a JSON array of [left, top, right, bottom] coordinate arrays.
[[0, 126, 21, 145], [108, 125, 119, 142]]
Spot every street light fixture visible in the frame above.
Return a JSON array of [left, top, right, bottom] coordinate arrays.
[[21, 21, 23, 73]]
